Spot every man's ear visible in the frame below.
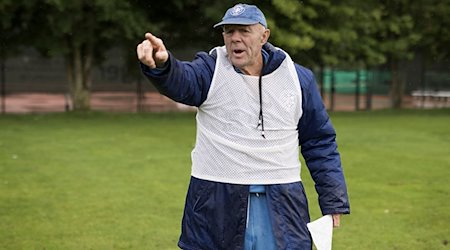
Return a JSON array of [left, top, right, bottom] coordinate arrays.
[[261, 29, 271, 44]]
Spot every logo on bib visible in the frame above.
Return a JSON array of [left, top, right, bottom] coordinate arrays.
[[281, 90, 298, 112], [230, 5, 245, 16]]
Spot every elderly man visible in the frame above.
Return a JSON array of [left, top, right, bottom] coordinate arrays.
[[137, 3, 350, 250]]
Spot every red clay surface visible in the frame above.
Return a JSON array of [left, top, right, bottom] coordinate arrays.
[[1, 92, 447, 114]]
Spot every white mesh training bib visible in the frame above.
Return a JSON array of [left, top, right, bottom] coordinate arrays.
[[191, 46, 303, 184]]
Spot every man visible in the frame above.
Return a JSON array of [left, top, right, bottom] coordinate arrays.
[[137, 3, 350, 250]]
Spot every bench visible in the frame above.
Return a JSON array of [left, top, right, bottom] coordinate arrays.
[[411, 90, 450, 108]]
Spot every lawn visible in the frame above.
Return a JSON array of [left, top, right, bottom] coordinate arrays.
[[0, 109, 449, 249]]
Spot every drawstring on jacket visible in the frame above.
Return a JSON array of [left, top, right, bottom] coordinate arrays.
[[257, 59, 266, 139]]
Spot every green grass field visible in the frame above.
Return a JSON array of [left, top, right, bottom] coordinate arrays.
[[1, 109, 449, 249]]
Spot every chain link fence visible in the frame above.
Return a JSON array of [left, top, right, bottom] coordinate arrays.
[[1, 49, 449, 113]]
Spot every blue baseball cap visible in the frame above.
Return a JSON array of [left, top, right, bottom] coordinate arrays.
[[213, 4, 267, 28]]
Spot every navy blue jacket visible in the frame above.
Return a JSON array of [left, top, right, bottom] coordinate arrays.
[[141, 43, 350, 250]]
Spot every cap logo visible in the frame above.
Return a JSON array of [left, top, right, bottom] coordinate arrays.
[[230, 5, 245, 16]]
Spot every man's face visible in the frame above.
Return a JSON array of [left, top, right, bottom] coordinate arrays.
[[222, 24, 269, 75]]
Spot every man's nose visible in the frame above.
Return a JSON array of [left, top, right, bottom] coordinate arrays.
[[230, 31, 242, 41]]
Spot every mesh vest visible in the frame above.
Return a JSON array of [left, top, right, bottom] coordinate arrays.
[[191, 46, 303, 184]]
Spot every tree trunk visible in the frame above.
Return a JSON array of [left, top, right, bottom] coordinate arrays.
[[67, 44, 92, 111], [390, 59, 404, 109], [319, 65, 325, 99], [1, 42, 5, 114]]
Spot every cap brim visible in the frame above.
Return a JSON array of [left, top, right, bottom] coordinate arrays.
[[213, 18, 259, 28]]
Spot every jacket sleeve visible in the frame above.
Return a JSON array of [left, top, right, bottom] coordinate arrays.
[[296, 65, 350, 215], [140, 51, 215, 107]]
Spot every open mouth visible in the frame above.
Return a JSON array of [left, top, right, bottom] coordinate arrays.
[[233, 49, 245, 56]]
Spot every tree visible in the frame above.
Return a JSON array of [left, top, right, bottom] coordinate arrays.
[[265, 0, 426, 108], [139, 0, 227, 50], [30, 0, 150, 110], [371, 0, 421, 108], [410, 0, 450, 93], [0, 0, 36, 113], [260, 0, 367, 98], [414, 0, 450, 64], [7, 0, 448, 111]]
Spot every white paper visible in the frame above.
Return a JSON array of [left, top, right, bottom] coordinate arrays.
[[307, 215, 333, 250]]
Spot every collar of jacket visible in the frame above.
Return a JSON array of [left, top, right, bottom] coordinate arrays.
[[261, 43, 286, 75]]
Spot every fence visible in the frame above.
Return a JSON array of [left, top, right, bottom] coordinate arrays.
[[1, 49, 449, 113], [316, 63, 450, 111]]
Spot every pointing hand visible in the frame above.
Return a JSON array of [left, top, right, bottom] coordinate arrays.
[[137, 33, 169, 68]]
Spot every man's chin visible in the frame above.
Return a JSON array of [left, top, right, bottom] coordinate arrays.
[[230, 59, 246, 69]]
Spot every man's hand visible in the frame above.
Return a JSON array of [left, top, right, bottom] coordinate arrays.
[[332, 214, 341, 228], [136, 33, 169, 68]]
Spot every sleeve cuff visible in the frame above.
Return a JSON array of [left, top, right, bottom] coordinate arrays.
[[140, 56, 170, 76]]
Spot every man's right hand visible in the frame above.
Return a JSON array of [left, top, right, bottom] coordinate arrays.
[[136, 33, 169, 69]]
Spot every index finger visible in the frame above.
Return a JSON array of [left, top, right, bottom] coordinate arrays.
[[145, 33, 162, 47]]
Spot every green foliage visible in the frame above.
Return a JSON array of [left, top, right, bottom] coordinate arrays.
[[140, 0, 226, 49], [410, 0, 450, 63], [17, 0, 157, 110], [267, 0, 320, 65], [0, 0, 36, 57], [3, 0, 448, 69], [265, 0, 367, 67], [31, 0, 150, 61], [1, 110, 449, 249], [372, 1, 421, 62], [1, 0, 448, 110]]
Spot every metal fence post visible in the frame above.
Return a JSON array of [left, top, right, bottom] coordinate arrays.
[[330, 68, 335, 111], [366, 70, 373, 111], [355, 70, 360, 111], [1, 53, 5, 114]]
